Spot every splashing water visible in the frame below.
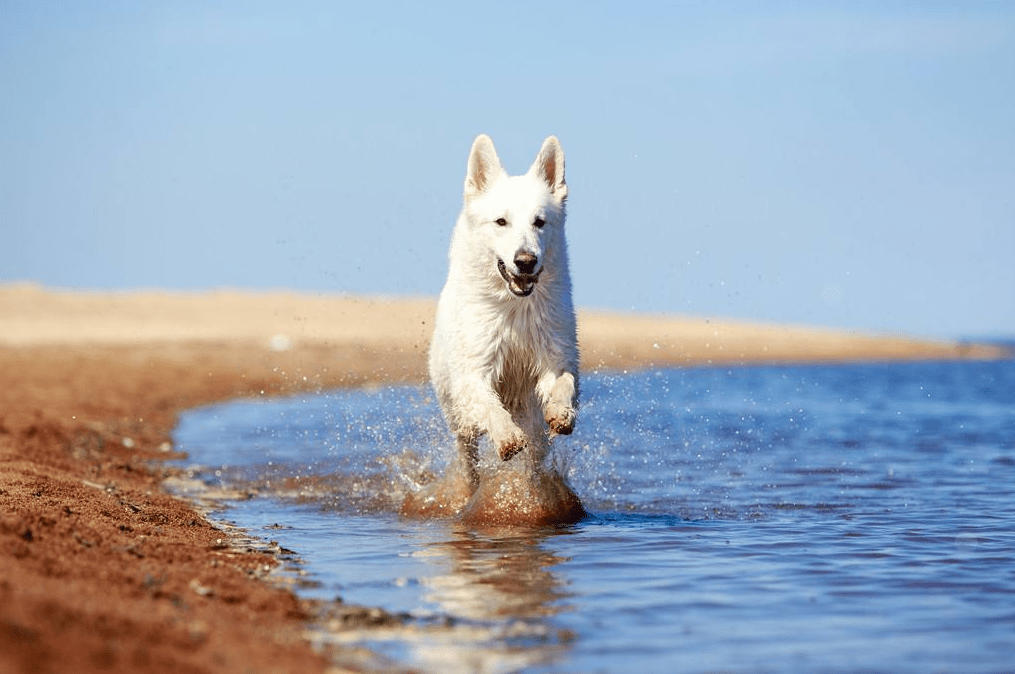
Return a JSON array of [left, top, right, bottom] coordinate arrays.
[[173, 361, 1015, 673]]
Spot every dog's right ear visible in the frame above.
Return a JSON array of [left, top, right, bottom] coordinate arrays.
[[464, 134, 504, 197]]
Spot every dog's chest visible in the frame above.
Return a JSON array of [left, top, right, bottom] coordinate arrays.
[[488, 302, 555, 395]]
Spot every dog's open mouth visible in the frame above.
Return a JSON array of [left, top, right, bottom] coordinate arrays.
[[497, 259, 541, 297]]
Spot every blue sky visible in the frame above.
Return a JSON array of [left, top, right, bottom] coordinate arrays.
[[2, 2, 1013, 338]]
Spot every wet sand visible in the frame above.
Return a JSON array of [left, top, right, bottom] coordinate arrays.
[[0, 284, 1005, 673]]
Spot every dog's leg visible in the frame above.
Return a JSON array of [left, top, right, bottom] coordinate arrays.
[[456, 435, 480, 489], [537, 371, 577, 436]]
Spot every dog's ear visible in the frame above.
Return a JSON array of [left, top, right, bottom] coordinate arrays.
[[531, 136, 567, 200], [464, 134, 504, 197]]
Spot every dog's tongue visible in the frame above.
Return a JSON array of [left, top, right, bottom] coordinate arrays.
[[511, 278, 535, 297]]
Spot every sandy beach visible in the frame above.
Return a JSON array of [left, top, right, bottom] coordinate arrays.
[[0, 284, 1006, 673]]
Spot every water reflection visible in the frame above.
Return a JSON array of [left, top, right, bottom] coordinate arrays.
[[419, 526, 573, 620], [399, 525, 577, 673]]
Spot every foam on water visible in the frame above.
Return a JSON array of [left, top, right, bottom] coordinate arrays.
[[173, 361, 1015, 673]]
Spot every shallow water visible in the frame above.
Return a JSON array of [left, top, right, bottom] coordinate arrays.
[[174, 361, 1015, 673]]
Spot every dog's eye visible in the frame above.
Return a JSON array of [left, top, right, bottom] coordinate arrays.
[[533, 217, 545, 229], [495, 218, 508, 226]]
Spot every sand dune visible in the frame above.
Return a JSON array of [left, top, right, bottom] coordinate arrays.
[[1, 284, 1002, 367]]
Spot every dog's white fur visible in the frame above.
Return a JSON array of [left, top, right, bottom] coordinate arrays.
[[429, 134, 579, 489]]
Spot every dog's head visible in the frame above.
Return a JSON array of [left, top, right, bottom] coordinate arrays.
[[461, 135, 568, 298]]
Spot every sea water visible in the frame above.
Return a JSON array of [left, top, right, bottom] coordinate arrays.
[[173, 360, 1015, 674]]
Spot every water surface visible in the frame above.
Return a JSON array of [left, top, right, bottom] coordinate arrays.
[[174, 361, 1015, 673]]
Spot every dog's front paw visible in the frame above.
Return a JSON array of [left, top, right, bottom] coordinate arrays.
[[489, 415, 527, 461], [496, 430, 528, 461], [547, 407, 576, 436]]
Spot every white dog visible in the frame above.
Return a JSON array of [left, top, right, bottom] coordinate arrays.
[[428, 134, 580, 497]]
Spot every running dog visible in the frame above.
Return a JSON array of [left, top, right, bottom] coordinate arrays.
[[411, 134, 582, 523]]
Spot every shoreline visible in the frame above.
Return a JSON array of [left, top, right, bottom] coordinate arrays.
[[1, 286, 1007, 673]]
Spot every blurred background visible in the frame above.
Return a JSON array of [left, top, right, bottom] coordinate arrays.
[[2, 1, 1012, 339]]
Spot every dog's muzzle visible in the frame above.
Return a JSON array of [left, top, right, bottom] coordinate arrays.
[[497, 258, 541, 297]]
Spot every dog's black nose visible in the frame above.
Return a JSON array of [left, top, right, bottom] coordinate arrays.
[[514, 252, 538, 275]]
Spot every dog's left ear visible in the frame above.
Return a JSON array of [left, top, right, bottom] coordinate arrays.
[[531, 136, 567, 201]]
